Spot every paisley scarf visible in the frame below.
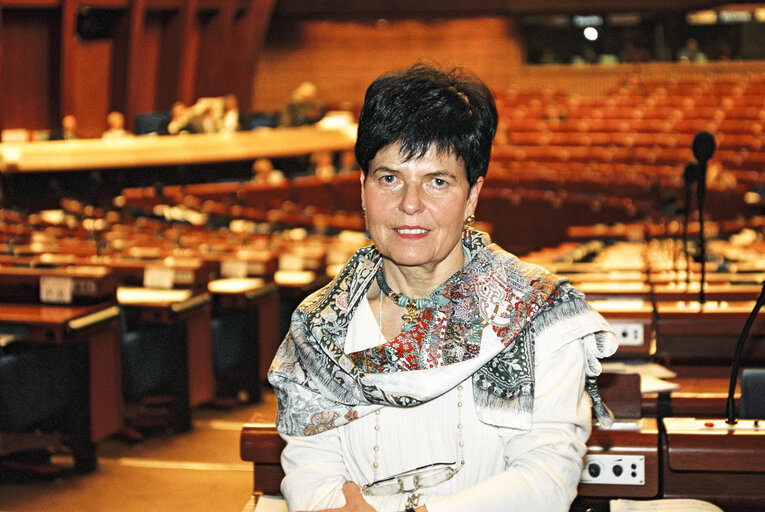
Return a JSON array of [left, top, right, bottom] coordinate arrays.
[[269, 231, 617, 436]]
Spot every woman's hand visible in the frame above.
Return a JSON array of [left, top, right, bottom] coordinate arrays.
[[297, 482, 376, 512]]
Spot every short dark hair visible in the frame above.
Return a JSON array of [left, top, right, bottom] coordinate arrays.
[[355, 64, 498, 188]]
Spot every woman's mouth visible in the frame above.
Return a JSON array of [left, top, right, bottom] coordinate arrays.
[[394, 227, 430, 238]]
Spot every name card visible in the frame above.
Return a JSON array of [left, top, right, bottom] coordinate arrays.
[[143, 265, 175, 289], [40, 276, 74, 304], [221, 259, 249, 278], [279, 253, 304, 271]]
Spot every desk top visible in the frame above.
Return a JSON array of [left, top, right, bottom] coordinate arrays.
[[0, 302, 111, 326], [0, 127, 355, 173]]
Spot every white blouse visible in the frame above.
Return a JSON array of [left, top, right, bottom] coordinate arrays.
[[280, 296, 592, 512]]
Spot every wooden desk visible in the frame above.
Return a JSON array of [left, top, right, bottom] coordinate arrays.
[[663, 417, 765, 511], [0, 128, 354, 174], [0, 265, 116, 304], [117, 288, 214, 432], [273, 271, 331, 341], [0, 301, 121, 473], [641, 365, 740, 419], [589, 300, 656, 358], [577, 281, 763, 303], [208, 278, 281, 400], [655, 300, 765, 364], [588, 299, 765, 364], [240, 415, 661, 504], [0, 127, 356, 208]]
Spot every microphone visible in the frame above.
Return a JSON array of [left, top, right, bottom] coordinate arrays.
[[682, 162, 699, 284], [691, 131, 716, 303], [692, 130, 717, 164], [727, 280, 765, 425]]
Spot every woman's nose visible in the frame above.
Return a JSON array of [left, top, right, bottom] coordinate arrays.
[[399, 184, 424, 214]]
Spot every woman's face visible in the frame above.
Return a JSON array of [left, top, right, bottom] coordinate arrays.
[[361, 142, 483, 273]]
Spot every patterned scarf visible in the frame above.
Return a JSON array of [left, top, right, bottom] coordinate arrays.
[[269, 231, 616, 436]]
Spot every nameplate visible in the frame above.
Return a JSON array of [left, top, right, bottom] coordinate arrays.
[[39, 276, 74, 304], [221, 259, 249, 278], [143, 265, 175, 289], [278, 253, 304, 271]]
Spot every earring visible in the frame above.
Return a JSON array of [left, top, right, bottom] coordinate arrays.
[[463, 215, 475, 247]]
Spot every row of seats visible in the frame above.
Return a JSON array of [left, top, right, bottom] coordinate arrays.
[[493, 73, 765, 200]]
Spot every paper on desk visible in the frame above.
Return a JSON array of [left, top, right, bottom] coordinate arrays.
[[207, 277, 265, 294], [610, 498, 723, 511], [274, 270, 316, 286], [639, 375, 680, 394], [602, 361, 677, 379], [116, 286, 193, 304], [602, 361, 679, 394], [253, 496, 288, 512]]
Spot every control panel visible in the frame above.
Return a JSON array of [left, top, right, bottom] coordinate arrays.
[[581, 454, 645, 486]]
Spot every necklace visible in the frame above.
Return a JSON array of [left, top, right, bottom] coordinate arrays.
[[375, 268, 428, 331]]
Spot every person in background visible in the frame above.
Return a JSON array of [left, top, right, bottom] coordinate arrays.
[[269, 63, 617, 512], [538, 46, 560, 65], [279, 81, 328, 127], [102, 111, 130, 139], [676, 38, 707, 63], [252, 158, 286, 185], [310, 150, 337, 181], [198, 107, 220, 134], [220, 94, 242, 133], [165, 102, 192, 135], [50, 114, 80, 140]]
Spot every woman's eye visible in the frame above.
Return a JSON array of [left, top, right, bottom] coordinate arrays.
[[432, 178, 447, 187], [380, 175, 397, 184]]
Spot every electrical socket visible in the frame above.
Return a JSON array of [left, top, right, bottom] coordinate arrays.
[[610, 322, 644, 347], [581, 454, 645, 485]]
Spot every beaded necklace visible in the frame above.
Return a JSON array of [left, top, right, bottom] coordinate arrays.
[[375, 268, 429, 332]]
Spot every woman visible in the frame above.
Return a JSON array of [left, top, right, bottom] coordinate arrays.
[[269, 64, 617, 512]]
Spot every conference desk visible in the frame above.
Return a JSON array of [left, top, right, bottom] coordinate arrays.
[[577, 281, 764, 303], [0, 301, 121, 473], [0, 127, 355, 173], [208, 278, 281, 399], [240, 393, 764, 511], [0, 126, 356, 207], [239, 410, 662, 508], [662, 417, 765, 511], [589, 299, 765, 363], [117, 287, 214, 432]]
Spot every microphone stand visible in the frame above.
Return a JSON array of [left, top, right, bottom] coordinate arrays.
[[690, 131, 716, 304], [697, 158, 707, 304], [682, 162, 697, 287], [726, 280, 765, 426]]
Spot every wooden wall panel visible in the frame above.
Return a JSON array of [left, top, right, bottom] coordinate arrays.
[[108, 10, 130, 116], [71, 39, 113, 137], [249, 17, 524, 113], [154, 9, 183, 111], [0, 8, 59, 130], [0, 1, 270, 133], [130, 8, 162, 114], [228, 0, 274, 112], [193, 9, 223, 98]]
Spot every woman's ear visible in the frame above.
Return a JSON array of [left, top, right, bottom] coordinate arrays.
[[466, 176, 484, 218], [360, 171, 367, 210]]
